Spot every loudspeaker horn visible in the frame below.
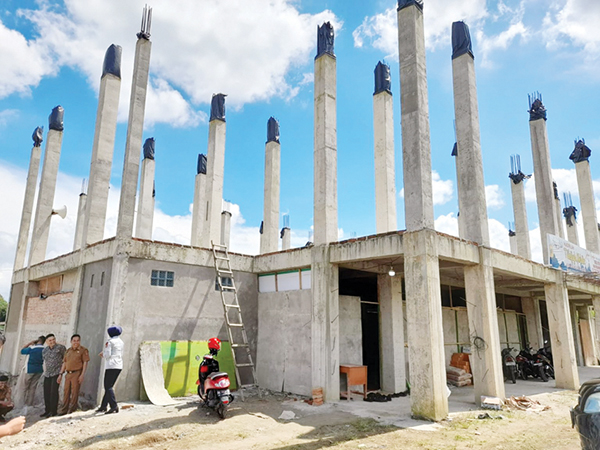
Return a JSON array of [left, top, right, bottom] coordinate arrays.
[[51, 205, 67, 219]]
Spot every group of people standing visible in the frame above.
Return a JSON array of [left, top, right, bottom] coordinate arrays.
[[16, 326, 124, 419]]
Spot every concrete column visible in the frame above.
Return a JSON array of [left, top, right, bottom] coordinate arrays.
[[201, 94, 227, 248], [311, 245, 339, 402], [566, 217, 580, 246], [115, 36, 151, 239], [509, 231, 517, 255], [398, 3, 434, 232], [593, 297, 600, 364], [14, 131, 43, 270], [191, 154, 207, 247], [281, 227, 291, 250], [571, 303, 584, 367], [403, 229, 447, 420], [451, 22, 490, 247], [135, 155, 155, 240], [544, 279, 579, 389], [451, 22, 504, 402], [554, 189, 565, 239], [73, 193, 87, 250], [521, 297, 543, 350], [464, 248, 505, 403], [398, 2, 446, 421], [373, 62, 397, 233], [378, 274, 406, 393], [29, 107, 65, 266], [261, 119, 280, 254], [574, 161, 600, 254], [314, 31, 338, 245], [82, 44, 122, 247], [528, 97, 560, 263], [220, 211, 231, 247], [510, 177, 532, 259]]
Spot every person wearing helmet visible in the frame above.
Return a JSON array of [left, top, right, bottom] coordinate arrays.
[[199, 338, 221, 395]]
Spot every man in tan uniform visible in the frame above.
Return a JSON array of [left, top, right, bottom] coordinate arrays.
[[57, 334, 90, 415]]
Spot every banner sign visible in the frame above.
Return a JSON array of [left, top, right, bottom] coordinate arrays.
[[548, 234, 600, 274]]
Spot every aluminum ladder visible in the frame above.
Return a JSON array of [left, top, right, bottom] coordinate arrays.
[[211, 242, 258, 400]]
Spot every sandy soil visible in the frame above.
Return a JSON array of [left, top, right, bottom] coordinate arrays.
[[0, 390, 582, 450]]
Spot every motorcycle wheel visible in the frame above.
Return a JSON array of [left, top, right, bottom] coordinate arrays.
[[510, 366, 517, 384], [519, 365, 527, 380], [545, 365, 555, 380], [216, 402, 228, 419], [538, 365, 549, 382]]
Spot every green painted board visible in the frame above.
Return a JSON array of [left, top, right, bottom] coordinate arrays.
[[159, 340, 238, 397]]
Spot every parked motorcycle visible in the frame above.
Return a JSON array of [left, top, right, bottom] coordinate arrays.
[[516, 347, 546, 381], [501, 347, 518, 384], [196, 337, 234, 419], [535, 343, 555, 381]]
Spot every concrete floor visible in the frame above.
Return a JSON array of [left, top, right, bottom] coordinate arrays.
[[287, 366, 600, 429]]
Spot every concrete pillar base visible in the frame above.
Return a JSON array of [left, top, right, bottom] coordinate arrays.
[[464, 249, 505, 404], [545, 281, 579, 390], [403, 230, 448, 421], [311, 245, 340, 402], [378, 274, 406, 393]]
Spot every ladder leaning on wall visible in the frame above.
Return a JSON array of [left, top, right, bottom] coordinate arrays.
[[211, 242, 258, 400]]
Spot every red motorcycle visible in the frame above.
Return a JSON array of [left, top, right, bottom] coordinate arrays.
[[196, 337, 233, 419]]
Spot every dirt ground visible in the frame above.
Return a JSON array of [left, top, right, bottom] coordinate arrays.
[[0, 389, 582, 450]]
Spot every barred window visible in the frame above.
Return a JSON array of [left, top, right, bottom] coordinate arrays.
[[151, 270, 174, 287], [215, 276, 233, 291]]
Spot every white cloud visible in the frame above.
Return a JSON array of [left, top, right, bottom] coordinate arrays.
[[475, 21, 528, 67], [485, 184, 505, 209], [399, 170, 453, 206], [0, 109, 19, 127], [488, 218, 510, 252], [543, 0, 600, 55], [352, 0, 488, 58], [435, 212, 459, 237], [5, 0, 342, 127], [0, 19, 55, 98], [525, 168, 600, 210]]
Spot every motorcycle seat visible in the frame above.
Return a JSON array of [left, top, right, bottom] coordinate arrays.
[[208, 372, 229, 380]]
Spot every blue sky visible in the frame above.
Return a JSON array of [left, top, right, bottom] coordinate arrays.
[[1, 0, 600, 299]]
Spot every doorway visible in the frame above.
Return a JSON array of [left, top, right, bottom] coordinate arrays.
[[339, 269, 380, 391]]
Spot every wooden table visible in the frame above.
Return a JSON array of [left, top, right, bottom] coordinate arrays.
[[339, 364, 367, 400]]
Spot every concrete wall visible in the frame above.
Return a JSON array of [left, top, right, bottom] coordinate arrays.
[[77, 259, 113, 403], [339, 295, 362, 365], [256, 289, 312, 396], [115, 259, 258, 401]]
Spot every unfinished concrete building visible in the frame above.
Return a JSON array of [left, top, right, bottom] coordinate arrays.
[[3, 1, 600, 421]]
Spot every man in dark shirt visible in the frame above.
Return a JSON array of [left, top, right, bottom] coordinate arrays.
[[57, 334, 90, 415], [41, 334, 65, 418], [20, 336, 46, 406]]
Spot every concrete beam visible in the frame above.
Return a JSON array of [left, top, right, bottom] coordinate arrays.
[[571, 303, 584, 366], [220, 211, 231, 247], [522, 297, 544, 350]]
